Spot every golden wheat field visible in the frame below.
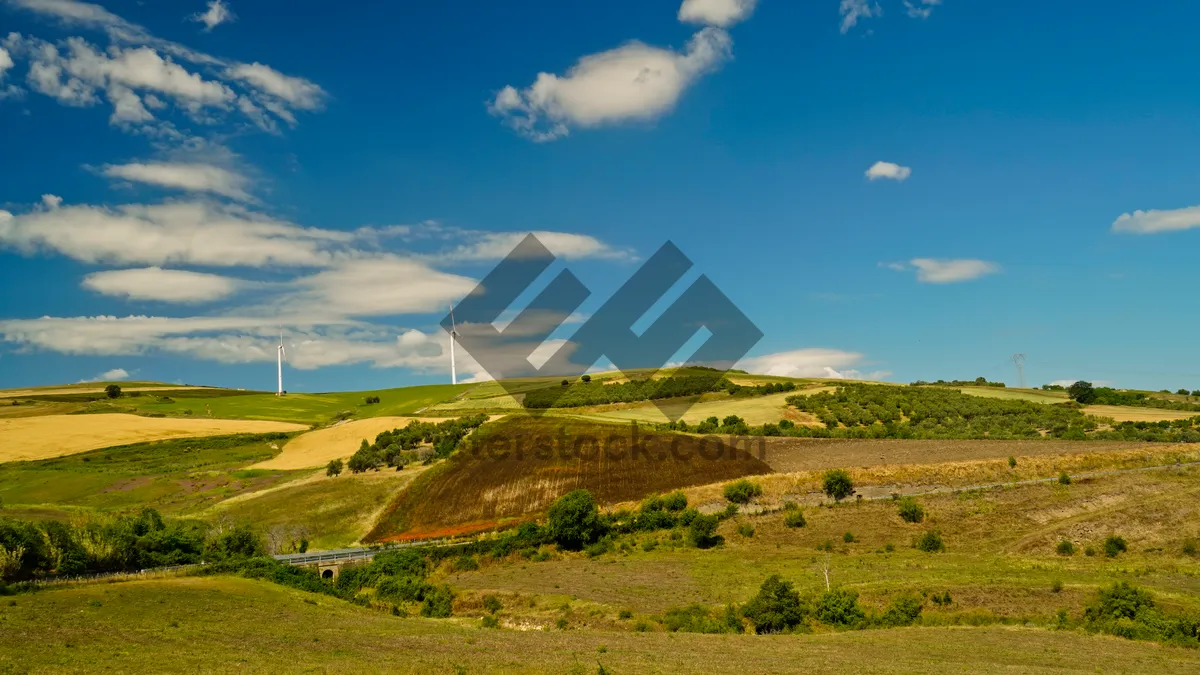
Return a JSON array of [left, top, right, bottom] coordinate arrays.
[[250, 416, 497, 470], [1083, 404, 1199, 422], [0, 414, 308, 462]]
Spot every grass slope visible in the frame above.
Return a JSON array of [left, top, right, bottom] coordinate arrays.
[[367, 416, 774, 541], [3, 576, 1198, 674]]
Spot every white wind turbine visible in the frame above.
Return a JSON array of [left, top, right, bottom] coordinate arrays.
[[449, 305, 459, 386], [276, 331, 287, 397]]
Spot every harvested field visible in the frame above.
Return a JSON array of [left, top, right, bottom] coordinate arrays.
[[0, 414, 307, 462], [1084, 404, 1199, 422], [366, 417, 772, 541], [0, 385, 210, 398], [583, 388, 830, 426], [759, 438, 1159, 473], [250, 416, 476, 470], [957, 387, 1068, 404]]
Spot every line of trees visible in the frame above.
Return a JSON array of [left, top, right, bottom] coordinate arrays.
[[522, 375, 795, 409], [0, 509, 263, 583], [1066, 381, 1200, 411], [910, 377, 1006, 388]]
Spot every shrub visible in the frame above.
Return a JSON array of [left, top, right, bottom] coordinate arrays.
[[689, 514, 721, 549], [1085, 546, 1096, 557], [784, 510, 807, 528], [481, 615, 499, 628], [822, 469, 854, 501], [1087, 581, 1154, 622], [662, 604, 743, 634], [547, 490, 605, 550], [104, 384, 122, 399], [584, 538, 612, 558], [618, 609, 633, 620], [420, 585, 455, 618], [930, 591, 952, 606], [880, 593, 923, 627], [1052, 580, 1064, 593], [1182, 539, 1198, 557], [816, 588, 865, 627], [1008, 456, 1017, 468], [1104, 536, 1128, 558], [736, 522, 755, 538], [915, 530, 945, 553], [555, 617, 568, 630], [1056, 540, 1075, 556], [843, 532, 855, 543], [453, 555, 479, 572], [723, 479, 763, 504], [661, 491, 688, 512], [897, 498, 924, 524], [1058, 471, 1072, 485], [741, 575, 807, 634]]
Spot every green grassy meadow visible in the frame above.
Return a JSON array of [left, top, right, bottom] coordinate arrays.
[[2, 576, 1198, 674]]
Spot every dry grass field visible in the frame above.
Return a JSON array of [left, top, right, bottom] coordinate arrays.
[[251, 416, 464, 470], [0, 413, 307, 462], [583, 387, 831, 426], [1083, 404, 1199, 422]]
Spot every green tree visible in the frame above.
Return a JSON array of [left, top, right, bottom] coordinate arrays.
[[741, 574, 807, 634], [547, 490, 605, 550], [104, 384, 122, 399], [420, 584, 455, 618], [897, 498, 924, 523], [689, 514, 720, 548], [822, 469, 854, 501], [1067, 381, 1097, 404], [326, 458, 343, 477], [816, 587, 865, 626]]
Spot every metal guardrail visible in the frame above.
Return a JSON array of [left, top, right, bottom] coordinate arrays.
[[272, 537, 467, 566]]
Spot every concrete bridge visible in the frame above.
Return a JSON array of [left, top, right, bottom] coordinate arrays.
[[273, 539, 453, 579]]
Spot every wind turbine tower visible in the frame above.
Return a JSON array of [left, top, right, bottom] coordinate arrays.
[[277, 332, 286, 397], [449, 305, 459, 386], [1011, 353, 1026, 389]]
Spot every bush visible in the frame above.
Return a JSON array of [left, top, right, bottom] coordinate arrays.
[[880, 593, 923, 627], [897, 498, 924, 524], [325, 458, 343, 477], [661, 491, 688, 512], [1085, 546, 1096, 557], [618, 609, 633, 620], [1008, 456, 1017, 468], [482, 595, 502, 614], [420, 585, 455, 618], [1104, 536, 1128, 558], [1052, 580, 1064, 593], [481, 615, 499, 628], [722, 479, 763, 504], [816, 588, 865, 627], [547, 490, 605, 550], [843, 532, 855, 543], [1056, 540, 1075, 556], [741, 575, 807, 634], [104, 384, 122, 399], [1058, 471, 1072, 485], [689, 514, 721, 549], [736, 523, 755, 538], [1183, 540, 1198, 557], [822, 469, 854, 501], [914, 530, 945, 553], [453, 555, 479, 572], [784, 510, 807, 528]]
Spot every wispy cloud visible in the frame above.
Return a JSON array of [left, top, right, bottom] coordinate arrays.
[[840, 0, 881, 34], [738, 347, 890, 380], [1112, 205, 1200, 235], [189, 0, 235, 32], [904, 0, 942, 20], [884, 258, 1002, 283]]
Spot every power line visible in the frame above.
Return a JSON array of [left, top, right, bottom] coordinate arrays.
[[1011, 354, 1026, 389]]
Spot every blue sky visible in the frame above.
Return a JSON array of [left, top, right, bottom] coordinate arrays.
[[1, 0, 1199, 392]]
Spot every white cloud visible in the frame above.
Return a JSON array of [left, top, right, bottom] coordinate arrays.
[[79, 367, 130, 383], [102, 162, 252, 201], [82, 267, 242, 303], [0, 46, 13, 79], [904, 0, 942, 20], [40, 193, 62, 209], [840, 0, 881, 34], [737, 348, 890, 381], [490, 27, 733, 141], [190, 0, 235, 32], [0, 314, 458, 372], [282, 257, 477, 317], [865, 160, 911, 181], [1111, 206, 1200, 235], [0, 200, 355, 267], [437, 231, 634, 262], [678, 0, 758, 27], [900, 258, 1001, 283], [225, 62, 325, 110]]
